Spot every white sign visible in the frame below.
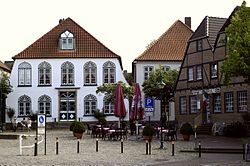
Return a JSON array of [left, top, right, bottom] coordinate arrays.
[[37, 114, 46, 134]]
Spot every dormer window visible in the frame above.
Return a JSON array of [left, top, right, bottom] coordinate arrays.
[[60, 31, 74, 50]]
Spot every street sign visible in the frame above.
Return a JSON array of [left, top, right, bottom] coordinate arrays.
[[37, 114, 46, 134], [145, 98, 154, 116]]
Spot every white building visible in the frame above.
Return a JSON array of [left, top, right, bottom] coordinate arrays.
[[132, 18, 193, 122], [6, 18, 129, 123]]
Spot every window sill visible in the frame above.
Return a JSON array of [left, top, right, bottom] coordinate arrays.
[[84, 84, 97, 86], [38, 85, 52, 87], [18, 85, 32, 87]]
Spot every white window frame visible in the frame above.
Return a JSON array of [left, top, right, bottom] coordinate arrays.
[[238, 91, 248, 112], [38, 61, 51, 86], [18, 62, 32, 86], [180, 96, 187, 114], [18, 95, 31, 117], [84, 61, 97, 85], [188, 67, 194, 81], [225, 92, 233, 113], [103, 61, 116, 84], [211, 63, 218, 78], [84, 94, 97, 115], [144, 66, 154, 81], [196, 65, 202, 80], [38, 95, 51, 116], [60, 30, 74, 50], [189, 96, 197, 114], [103, 95, 114, 115], [61, 61, 74, 85], [213, 94, 221, 113]]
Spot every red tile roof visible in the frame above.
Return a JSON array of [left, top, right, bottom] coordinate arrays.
[[0, 60, 11, 73], [135, 20, 193, 61], [13, 18, 122, 67]]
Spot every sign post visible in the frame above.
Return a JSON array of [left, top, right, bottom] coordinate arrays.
[[37, 114, 46, 155], [144, 98, 154, 124]]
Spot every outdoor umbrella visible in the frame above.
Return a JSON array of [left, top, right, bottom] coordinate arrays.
[[131, 83, 144, 135], [114, 83, 126, 128]]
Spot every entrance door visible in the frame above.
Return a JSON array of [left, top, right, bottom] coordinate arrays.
[[59, 91, 76, 121]]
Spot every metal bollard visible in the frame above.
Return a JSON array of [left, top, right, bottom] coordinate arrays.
[[77, 139, 80, 153], [149, 141, 151, 155], [172, 141, 175, 156], [121, 139, 123, 153], [34, 137, 37, 156], [146, 140, 149, 155], [96, 139, 98, 152], [198, 141, 201, 158], [56, 137, 59, 155]]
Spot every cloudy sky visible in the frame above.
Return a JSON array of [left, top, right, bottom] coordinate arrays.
[[0, 0, 247, 72]]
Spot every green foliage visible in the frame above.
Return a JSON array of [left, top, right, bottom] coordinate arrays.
[[123, 71, 134, 86], [96, 81, 134, 103], [70, 121, 78, 131], [142, 67, 178, 99], [221, 1, 250, 84], [142, 125, 154, 136], [72, 121, 85, 133], [0, 73, 12, 96], [6, 107, 15, 119], [180, 123, 194, 135], [29, 112, 37, 121], [98, 117, 107, 125]]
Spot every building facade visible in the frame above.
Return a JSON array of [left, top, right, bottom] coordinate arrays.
[[6, 18, 129, 123], [175, 13, 250, 125], [133, 18, 193, 122]]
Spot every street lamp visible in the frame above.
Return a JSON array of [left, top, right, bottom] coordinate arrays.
[[158, 74, 165, 149]]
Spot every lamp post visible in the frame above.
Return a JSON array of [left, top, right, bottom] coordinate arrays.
[[158, 73, 165, 149]]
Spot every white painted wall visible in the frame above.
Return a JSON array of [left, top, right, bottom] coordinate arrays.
[[134, 61, 181, 122], [6, 58, 129, 123]]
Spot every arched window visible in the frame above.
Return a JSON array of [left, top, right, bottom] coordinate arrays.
[[60, 30, 74, 50], [103, 95, 114, 115], [18, 62, 32, 86], [38, 95, 51, 116], [103, 61, 116, 84], [61, 61, 74, 85], [18, 95, 31, 116], [38, 61, 51, 86], [84, 61, 97, 85], [84, 94, 97, 115]]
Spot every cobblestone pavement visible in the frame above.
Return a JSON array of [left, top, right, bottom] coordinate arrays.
[[0, 129, 247, 165]]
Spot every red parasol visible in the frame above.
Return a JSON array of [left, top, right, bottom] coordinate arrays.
[[114, 83, 126, 122], [131, 83, 144, 121]]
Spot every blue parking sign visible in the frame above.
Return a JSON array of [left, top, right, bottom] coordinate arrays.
[[145, 98, 154, 108]]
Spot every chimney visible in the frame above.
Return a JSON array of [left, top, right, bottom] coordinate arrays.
[[185, 17, 191, 28], [59, 18, 64, 24]]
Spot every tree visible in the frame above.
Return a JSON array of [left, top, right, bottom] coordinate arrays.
[[142, 67, 178, 99], [96, 81, 134, 104], [221, 1, 250, 84]]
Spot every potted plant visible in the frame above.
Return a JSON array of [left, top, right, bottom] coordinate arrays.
[[180, 123, 194, 141], [142, 125, 154, 142], [72, 121, 86, 139], [7, 107, 15, 120]]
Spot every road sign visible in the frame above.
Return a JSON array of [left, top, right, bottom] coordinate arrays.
[[37, 114, 46, 134], [145, 98, 154, 116]]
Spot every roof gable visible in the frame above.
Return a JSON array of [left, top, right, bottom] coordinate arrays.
[[190, 16, 227, 47], [13, 18, 121, 62], [0, 61, 11, 73], [135, 20, 193, 61]]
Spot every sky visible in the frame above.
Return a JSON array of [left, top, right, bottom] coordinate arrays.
[[0, 0, 247, 72]]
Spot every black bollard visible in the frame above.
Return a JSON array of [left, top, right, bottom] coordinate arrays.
[[149, 141, 151, 155], [198, 141, 201, 158], [77, 139, 80, 154], [146, 140, 149, 155], [96, 139, 98, 152], [34, 137, 37, 156], [121, 139, 124, 153], [172, 141, 175, 156], [56, 137, 59, 155]]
